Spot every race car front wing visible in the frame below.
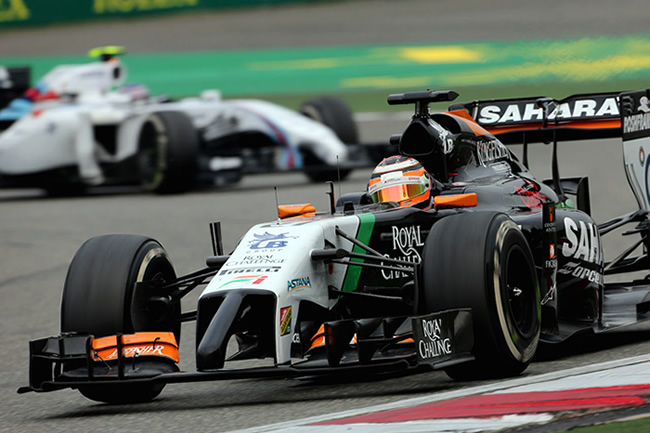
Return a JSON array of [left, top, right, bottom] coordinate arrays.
[[18, 309, 474, 394]]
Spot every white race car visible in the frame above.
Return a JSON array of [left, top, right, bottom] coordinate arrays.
[[0, 47, 382, 194]]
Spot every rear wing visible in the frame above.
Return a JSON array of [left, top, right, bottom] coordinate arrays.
[[447, 90, 648, 144], [451, 89, 650, 212]]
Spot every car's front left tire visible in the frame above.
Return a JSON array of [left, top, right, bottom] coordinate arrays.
[[420, 211, 540, 379]]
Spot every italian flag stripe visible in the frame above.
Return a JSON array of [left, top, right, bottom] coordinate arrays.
[[341, 213, 375, 292]]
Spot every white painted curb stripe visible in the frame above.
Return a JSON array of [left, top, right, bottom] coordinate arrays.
[[264, 414, 556, 433], [228, 354, 650, 433]]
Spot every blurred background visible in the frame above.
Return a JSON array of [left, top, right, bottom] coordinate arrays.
[[2, 0, 650, 113]]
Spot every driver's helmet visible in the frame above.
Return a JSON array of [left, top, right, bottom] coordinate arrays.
[[367, 156, 432, 208]]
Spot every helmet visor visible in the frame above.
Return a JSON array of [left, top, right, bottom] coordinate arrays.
[[370, 182, 428, 204]]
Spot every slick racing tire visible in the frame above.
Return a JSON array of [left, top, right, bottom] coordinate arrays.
[[137, 111, 198, 194], [420, 211, 540, 380], [61, 234, 180, 403], [299, 96, 359, 182]]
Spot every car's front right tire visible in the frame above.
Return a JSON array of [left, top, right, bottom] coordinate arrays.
[[137, 111, 198, 194], [299, 96, 358, 182]]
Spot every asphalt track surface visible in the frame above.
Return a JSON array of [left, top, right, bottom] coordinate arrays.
[[3, 1, 650, 432]]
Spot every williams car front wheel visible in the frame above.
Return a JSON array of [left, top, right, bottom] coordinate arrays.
[[137, 111, 199, 194], [299, 96, 359, 182], [420, 211, 540, 380]]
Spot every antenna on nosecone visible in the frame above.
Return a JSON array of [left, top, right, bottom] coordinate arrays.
[[274, 186, 281, 223], [336, 155, 342, 201]]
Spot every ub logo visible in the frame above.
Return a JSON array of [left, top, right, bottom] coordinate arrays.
[[249, 232, 296, 250]]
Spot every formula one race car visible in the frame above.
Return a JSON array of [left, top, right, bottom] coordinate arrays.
[[0, 47, 385, 195], [18, 88, 650, 404]]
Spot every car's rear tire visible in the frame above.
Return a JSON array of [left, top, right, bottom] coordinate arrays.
[[137, 111, 198, 194], [61, 234, 180, 403], [420, 212, 540, 380], [299, 96, 358, 182]]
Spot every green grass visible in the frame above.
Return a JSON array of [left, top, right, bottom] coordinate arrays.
[[549, 415, 650, 433]]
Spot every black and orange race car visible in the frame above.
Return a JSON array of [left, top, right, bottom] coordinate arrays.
[[18, 88, 650, 404]]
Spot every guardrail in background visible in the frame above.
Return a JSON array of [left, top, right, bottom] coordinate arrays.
[[0, 0, 317, 29]]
